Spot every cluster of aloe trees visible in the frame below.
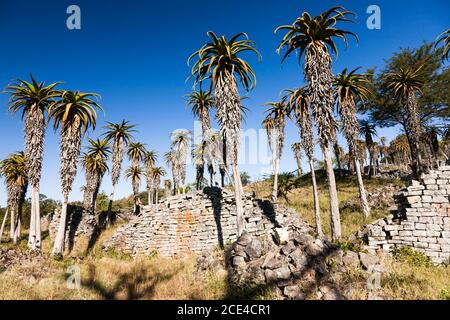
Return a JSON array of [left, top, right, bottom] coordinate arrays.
[[0, 152, 27, 243], [188, 31, 261, 236], [2, 77, 104, 256], [1, 77, 165, 256], [1, 7, 448, 253]]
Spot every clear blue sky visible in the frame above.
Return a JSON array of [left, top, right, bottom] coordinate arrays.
[[0, 0, 448, 206]]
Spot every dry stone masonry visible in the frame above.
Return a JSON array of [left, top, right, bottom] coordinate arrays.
[[103, 187, 309, 257], [361, 166, 450, 264], [223, 229, 381, 300]]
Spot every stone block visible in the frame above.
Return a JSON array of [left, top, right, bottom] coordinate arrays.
[[414, 242, 428, 249], [413, 230, 427, 237], [415, 223, 426, 230], [407, 196, 421, 204], [433, 196, 449, 203]]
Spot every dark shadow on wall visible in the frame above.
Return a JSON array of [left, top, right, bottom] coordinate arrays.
[[66, 205, 83, 253], [205, 187, 224, 249], [255, 199, 280, 227]]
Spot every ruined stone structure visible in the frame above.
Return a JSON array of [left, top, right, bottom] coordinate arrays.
[[49, 206, 96, 241], [361, 166, 450, 264], [103, 187, 308, 257], [223, 230, 381, 300]]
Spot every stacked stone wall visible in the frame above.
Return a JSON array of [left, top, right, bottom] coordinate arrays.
[[362, 166, 450, 264], [103, 187, 310, 257]]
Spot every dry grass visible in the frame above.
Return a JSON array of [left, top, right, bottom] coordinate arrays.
[[1, 174, 450, 300], [0, 224, 228, 300], [248, 173, 405, 239], [342, 254, 450, 300]]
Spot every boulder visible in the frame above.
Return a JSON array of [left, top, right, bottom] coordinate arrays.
[[245, 238, 263, 260], [359, 252, 379, 272], [283, 285, 305, 300], [274, 227, 289, 245]]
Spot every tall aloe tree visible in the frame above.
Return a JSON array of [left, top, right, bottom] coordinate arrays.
[[6, 76, 60, 250], [390, 134, 411, 169], [291, 143, 303, 176], [144, 150, 157, 205], [49, 90, 102, 257], [436, 29, 450, 61], [383, 64, 425, 177], [127, 142, 147, 169], [127, 142, 147, 212], [103, 120, 136, 218], [171, 130, 191, 194], [359, 120, 378, 178], [82, 138, 110, 214], [192, 143, 206, 189], [379, 136, 388, 165], [81, 153, 97, 213], [276, 7, 357, 240], [189, 31, 261, 236], [204, 130, 222, 187], [263, 101, 289, 203], [188, 90, 214, 189], [151, 167, 166, 204], [163, 179, 172, 198], [0, 152, 28, 243], [125, 166, 144, 215], [333, 68, 372, 217], [164, 149, 180, 195], [283, 88, 323, 237]]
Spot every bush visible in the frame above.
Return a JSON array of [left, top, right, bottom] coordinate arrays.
[[392, 246, 431, 267], [439, 289, 450, 300]]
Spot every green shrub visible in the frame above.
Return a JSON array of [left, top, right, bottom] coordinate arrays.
[[392, 246, 431, 267], [439, 289, 450, 300]]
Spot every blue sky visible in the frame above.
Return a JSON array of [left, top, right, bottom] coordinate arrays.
[[0, 0, 448, 206]]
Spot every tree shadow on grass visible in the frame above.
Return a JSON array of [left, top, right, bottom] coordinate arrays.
[[82, 263, 182, 300]]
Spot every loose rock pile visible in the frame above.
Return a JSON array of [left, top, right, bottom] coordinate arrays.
[[360, 166, 450, 264], [0, 249, 43, 272], [225, 229, 381, 300]]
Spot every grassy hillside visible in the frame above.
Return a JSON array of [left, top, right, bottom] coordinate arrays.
[[247, 171, 405, 239]]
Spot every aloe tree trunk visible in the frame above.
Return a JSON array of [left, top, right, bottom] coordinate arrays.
[[355, 159, 370, 217], [52, 120, 82, 258], [0, 209, 8, 243], [25, 109, 46, 251], [323, 145, 341, 240], [272, 158, 280, 203], [340, 98, 371, 217], [232, 163, 245, 236], [309, 159, 323, 238], [13, 198, 24, 243], [10, 208, 15, 241], [305, 43, 341, 241], [405, 90, 423, 177], [107, 185, 115, 223], [148, 189, 153, 206], [215, 69, 245, 236], [52, 198, 68, 257]]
